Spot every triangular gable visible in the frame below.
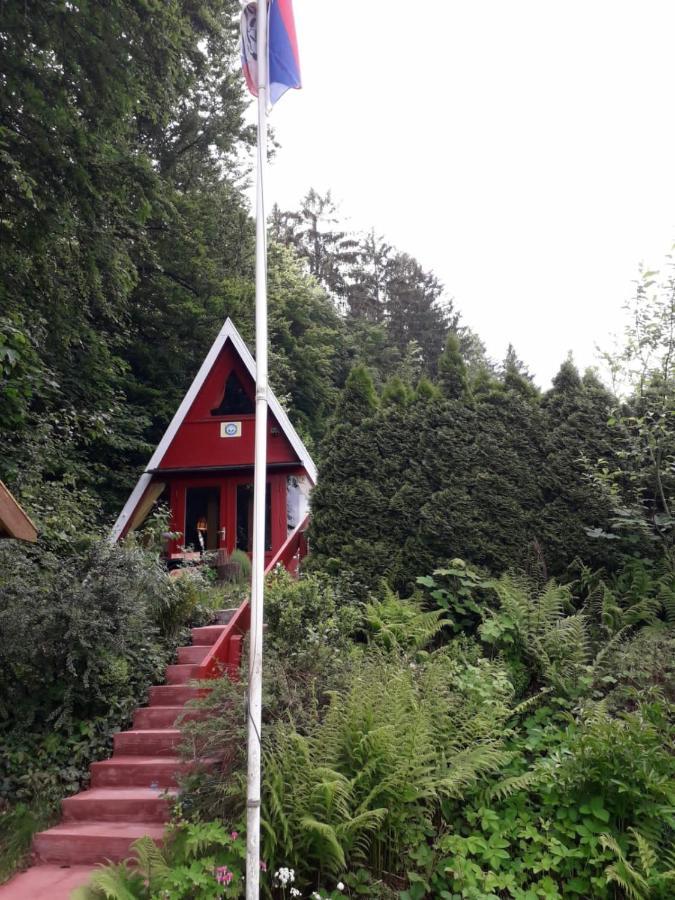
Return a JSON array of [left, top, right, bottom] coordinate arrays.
[[110, 319, 317, 542]]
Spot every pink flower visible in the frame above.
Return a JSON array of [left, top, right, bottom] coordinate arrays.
[[230, 831, 239, 840], [260, 860, 267, 872], [215, 866, 234, 885]]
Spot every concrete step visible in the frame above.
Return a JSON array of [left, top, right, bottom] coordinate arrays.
[[62, 787, 176, 823], [90, 755, 188, 789], [33, 821, 166, 865], [177, 644, 210, 665], [133, 705, 204, 729], [113, 729, 181, 756], [0, 864, 95, 899], [165, 663, 200, 685], [149, 684, 204, 706], [190, 624, 229, 645]]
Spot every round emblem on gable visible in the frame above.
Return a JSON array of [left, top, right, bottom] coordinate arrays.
[[225, 423, 238, 436]]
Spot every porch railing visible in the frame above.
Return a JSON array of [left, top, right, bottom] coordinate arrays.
[[195, 514, 310, 680]]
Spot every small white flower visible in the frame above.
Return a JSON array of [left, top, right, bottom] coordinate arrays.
[[290, 890, 301, 898], [274, 866, 296, 887], [337, 882, 345, 892]]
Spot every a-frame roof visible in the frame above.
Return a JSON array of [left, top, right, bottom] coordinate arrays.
[[110, 318, 317, 542]]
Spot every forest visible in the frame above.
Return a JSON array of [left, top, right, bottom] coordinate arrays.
[[0, 2, 673, 898]]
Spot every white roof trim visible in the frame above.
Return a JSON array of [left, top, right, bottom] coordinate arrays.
[[110, 318, 317, 542]]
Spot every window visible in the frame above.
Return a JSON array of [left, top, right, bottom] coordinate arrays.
[[211, 372, 255, 416]]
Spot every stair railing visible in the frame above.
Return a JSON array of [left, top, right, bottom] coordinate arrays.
[[195, 514, 310, 680]]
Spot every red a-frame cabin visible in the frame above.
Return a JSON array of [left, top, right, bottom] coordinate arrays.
[[111, 319, 316, 564]]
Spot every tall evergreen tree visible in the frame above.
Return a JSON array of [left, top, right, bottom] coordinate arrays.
[[539, 360, 644, 570], [309, 366, 390, 584], [346, 230, 392, 323], [269, 189, 358, 300], [384, 252, 453, 372], [437, 333, 470, 400]]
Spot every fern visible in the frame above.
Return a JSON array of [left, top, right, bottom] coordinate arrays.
[[361, 584, 446, 651], [483, 575, 594, 695], [130, 834, 170, 883], [487, 768, 543, 802], [508, 688, 552, 718], [71, 862, 145, 900], [261, 651, 511, 879], [599, 830, 672, 900]]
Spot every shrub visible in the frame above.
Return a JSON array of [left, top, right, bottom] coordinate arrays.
[[151, 567, 225, 641], [0, 802, 54, 884], [264, 568, 361, 673], [0, 539, 175, 804]]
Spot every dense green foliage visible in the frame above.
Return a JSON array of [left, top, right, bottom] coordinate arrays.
[[0, 534, 223, 808], [310, 358, 630, 591]]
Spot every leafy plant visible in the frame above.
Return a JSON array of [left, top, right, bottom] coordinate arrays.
[[261, 651, 510, 885], [417, 559, 490, 635], [74, 821, 247, 899], [0, 802, 54, 884], [0, 539, 175, 805], [360, 583, 446, 652], [601, 829, 675, 900]]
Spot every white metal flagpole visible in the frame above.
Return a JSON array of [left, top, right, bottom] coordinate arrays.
[[246, 0, 268, 895]]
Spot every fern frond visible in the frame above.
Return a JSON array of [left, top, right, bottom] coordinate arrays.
[[488, 768, 542, 802], [74, 862, 145, 900], [298, 816, 346, 872], [508, 688, 552, 718], [630, 828, 657, 878], [130, 834, 169, 880], [601, 833, 651, 900]]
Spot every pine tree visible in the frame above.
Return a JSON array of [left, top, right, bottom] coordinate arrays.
[[347, 230, 392, 323], [268, 189, 358, 300]]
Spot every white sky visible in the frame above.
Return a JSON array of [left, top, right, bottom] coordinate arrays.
[[255, 0, 675, 386]]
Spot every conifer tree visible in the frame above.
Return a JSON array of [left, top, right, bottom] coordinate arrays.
[[309, 366, 389, 583], [437, 334, 470, 400], [382, 376, 413, 407], [539, 359, 635, 570]]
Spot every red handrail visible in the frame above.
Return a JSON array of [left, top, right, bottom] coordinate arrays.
[[195, 515, 309, 680]]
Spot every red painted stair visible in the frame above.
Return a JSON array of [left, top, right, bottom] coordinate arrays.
[[29, 621, 231, 869]]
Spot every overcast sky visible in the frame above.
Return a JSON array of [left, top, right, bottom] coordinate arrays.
[[254, 0, 675, 386]]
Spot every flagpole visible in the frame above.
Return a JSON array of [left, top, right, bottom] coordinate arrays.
[[246, 0, 268, 894]]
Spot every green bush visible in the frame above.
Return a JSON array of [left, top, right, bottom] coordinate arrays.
[[264, 568, 361, 673], [0, 539, 175, 804], [151, 568, 225, 641], [0, 801, 54, 884]]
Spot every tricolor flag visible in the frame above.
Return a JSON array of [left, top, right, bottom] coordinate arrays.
[[240, 0, 301, 105]]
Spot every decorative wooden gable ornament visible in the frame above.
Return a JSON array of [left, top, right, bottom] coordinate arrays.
[[111, 318, 316, 545]]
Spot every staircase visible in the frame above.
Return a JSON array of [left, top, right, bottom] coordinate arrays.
[[0, 622, 231, 899], [33, 622, 229, 866]]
